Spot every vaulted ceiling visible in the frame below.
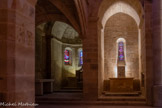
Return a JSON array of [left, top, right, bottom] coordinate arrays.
[[36, 0, 82, 35], [37, 21, 82, 44], [36, 0, 144, 38]]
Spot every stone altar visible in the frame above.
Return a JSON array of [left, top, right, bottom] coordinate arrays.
[[109, 78, 134, 92]]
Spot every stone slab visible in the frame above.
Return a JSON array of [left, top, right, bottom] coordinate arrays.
[[109, 78, 134, 92], [35, 79, 54, 96]]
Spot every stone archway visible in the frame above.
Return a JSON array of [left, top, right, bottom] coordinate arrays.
[[0, 0, 86, 106], [97, 0, 146, 101], [34, 0, 86, 102], [103, 12, 140, 91]]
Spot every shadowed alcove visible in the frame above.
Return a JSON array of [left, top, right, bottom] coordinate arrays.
[[35, 21, 83, 94]]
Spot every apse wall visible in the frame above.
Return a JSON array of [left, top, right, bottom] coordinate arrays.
[[51, 38, 82, 90], [51, 38, 63, 90], [104, 13, 139, 79]]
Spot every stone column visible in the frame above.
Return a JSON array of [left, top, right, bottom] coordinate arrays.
[[0, 0, 36, 107], [44, 22, 53, 79], [83, 17, 98, 100], [144, 0, 153, 105], [46, 35, 52, 79], [152, 0, 162, 106]]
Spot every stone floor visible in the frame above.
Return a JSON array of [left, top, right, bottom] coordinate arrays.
[[37, 105, 160, 108], [36, 93, 161, 108], [36, 92, 83, 100]]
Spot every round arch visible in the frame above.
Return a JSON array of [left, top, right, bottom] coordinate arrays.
[[97, 0, 144, 97], [101, 1, 140, 28]]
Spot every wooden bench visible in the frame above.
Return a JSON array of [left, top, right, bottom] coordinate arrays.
[[35, 79, 54, 96]]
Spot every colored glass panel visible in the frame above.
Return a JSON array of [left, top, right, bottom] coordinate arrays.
[[118, 42, 124, 61], [64, 50, 70, 65], [79, 50, 83, 65]]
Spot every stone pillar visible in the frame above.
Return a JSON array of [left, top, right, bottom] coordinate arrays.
[[0, 0, 36, 107], [46, 35, 52, 79], [83, 17, 98, 100], [144, 0, 153, 105], [44, 22, 53, 79], [152, 0, 162, 106]]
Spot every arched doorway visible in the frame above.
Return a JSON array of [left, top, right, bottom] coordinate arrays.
[[35, 0, 84, 102]]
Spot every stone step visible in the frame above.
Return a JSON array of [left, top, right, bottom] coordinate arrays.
[[62, 87, 82, 89], [103, 91, 141, 96], [36, 98, 82, 101], [98, 96, 146, 101], [36, 100, 146, 106], [36, 93, 83, 101], [36, 93, 146, 106], [58, 88, 83, 93]]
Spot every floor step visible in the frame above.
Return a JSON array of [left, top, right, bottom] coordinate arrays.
[[37, 100, 147, 106], [36, 93, 83, 101], [56, 89, 82, 93], [103, 91, 141, 96], [36, 93, 146, 106], [98, 96, 146, 101]]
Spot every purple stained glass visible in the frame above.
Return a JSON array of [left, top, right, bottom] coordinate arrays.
[[64, 50, 70, 65], [118, 42, 124, 61]]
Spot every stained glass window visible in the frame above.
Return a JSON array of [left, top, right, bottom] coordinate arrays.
[[64, 50, 71, 65], [79, 50, 83, 65], [118, 41, 124, 61]]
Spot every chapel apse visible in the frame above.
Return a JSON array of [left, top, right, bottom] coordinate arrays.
[[104, 13, 139, 79]]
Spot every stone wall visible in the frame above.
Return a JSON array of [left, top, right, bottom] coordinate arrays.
[[62, 45, 82, 77], [51, 39, 63, 90], [61, 42, 82, 88], [0, 0, 36, 106], [104, 13, 139, 79]]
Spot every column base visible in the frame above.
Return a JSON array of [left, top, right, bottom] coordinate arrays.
[[153, 85, 162, 106]]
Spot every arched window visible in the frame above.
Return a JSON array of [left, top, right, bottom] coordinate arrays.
[[117, 38, 126, 62], [116, 38, 126, 78], [64, 49, 72, 65], [79, 50, 83, 66], [118, 41, 124, 61]]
